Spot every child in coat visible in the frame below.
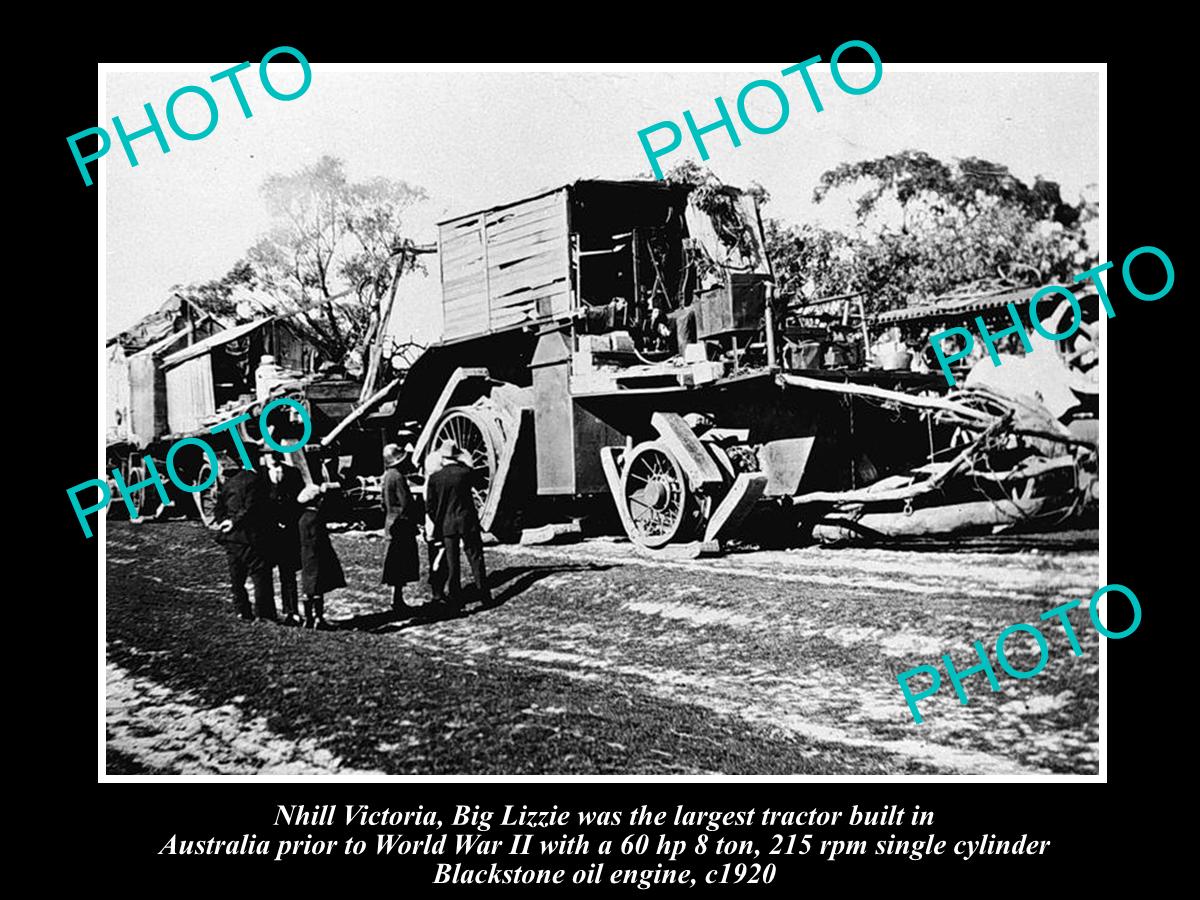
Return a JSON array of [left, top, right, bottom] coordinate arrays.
[[297, 483, 346, 629]]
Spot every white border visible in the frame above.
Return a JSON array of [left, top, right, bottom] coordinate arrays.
[[98, 60, 1107, 785]]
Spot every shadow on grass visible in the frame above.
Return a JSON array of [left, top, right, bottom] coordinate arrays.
[[334, 562, 614, 634]]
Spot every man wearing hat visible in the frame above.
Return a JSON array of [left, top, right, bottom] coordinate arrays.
[[211, 451, 277, 622], [380, 443, 420, 611], [425, 438, 492, 608]]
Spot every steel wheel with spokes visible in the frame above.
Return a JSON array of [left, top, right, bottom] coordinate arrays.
[[431, 407, 501, 513], [192, 461, 219, 525], [125, 463, 149, 520], [620, 441, 690, 548]]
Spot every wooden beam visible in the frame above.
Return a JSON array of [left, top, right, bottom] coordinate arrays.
[[779, 373, 995, 422], [358, 255, 406, 404], [320, 376, 402, 448], [704, 473, 767, 542], [411, 368, 491, 462], [651, 411, 723, 488]]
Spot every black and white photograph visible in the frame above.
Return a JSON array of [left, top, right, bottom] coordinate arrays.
[[98, 61, 1103, 778]]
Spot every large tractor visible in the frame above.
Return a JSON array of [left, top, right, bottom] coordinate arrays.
[[386, 179, 999, 552]]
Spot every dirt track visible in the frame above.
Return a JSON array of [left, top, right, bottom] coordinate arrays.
[[105, 522, 1099, 776]]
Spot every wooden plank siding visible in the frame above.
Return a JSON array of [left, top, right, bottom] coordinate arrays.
[[164, 355, 216, 434], [438, 189, 571, 341]]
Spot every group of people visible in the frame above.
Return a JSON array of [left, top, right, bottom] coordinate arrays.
[[209, 438, 491, 628], [380, 439, 493, 613]]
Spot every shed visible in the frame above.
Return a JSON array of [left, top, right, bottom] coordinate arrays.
[[160, 317, 329, 436], [161, 319, 264, 434], [106, 327, 194, 447]]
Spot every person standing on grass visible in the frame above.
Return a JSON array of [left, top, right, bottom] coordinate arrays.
[[425, 438, 492, 609], [380, 443, 420, 612], [263, 452, 304, 627], [297, 483, 345, 629], [211, 452, 276, 623]]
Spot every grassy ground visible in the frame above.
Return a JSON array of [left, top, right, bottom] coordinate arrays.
[[105, 521, 1099, 775]]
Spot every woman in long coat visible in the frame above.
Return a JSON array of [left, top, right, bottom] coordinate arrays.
[[297, 483, 346, 629], [381, 443, 420, 610]]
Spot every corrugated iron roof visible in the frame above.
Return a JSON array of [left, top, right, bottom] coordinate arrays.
[[129, 325, 194, 359], [107, 293, 235, 350], [872, 285, 1096, 325]]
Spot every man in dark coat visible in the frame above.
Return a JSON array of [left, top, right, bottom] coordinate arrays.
[[425, 439, 492, 608], [380, 443, 420, 611], [263, 453, 304, 626], [212, 453, 277, 622]]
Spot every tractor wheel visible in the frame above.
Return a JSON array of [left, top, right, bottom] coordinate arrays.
[[125, 464, 150, 521], [619, 441, 693, 548], [191, 461, 220, 525], [430, 405, 506, 515]]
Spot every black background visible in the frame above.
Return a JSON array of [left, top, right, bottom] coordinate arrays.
[[42, 16, 1185, 888]]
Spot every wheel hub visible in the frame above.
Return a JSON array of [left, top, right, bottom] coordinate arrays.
[[620, 441, 692, 549], [432, 407, 500, 514], [641, 480, 668, 509]]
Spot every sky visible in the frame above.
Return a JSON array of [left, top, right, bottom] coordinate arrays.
[[103, 64, 1100, 345]]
